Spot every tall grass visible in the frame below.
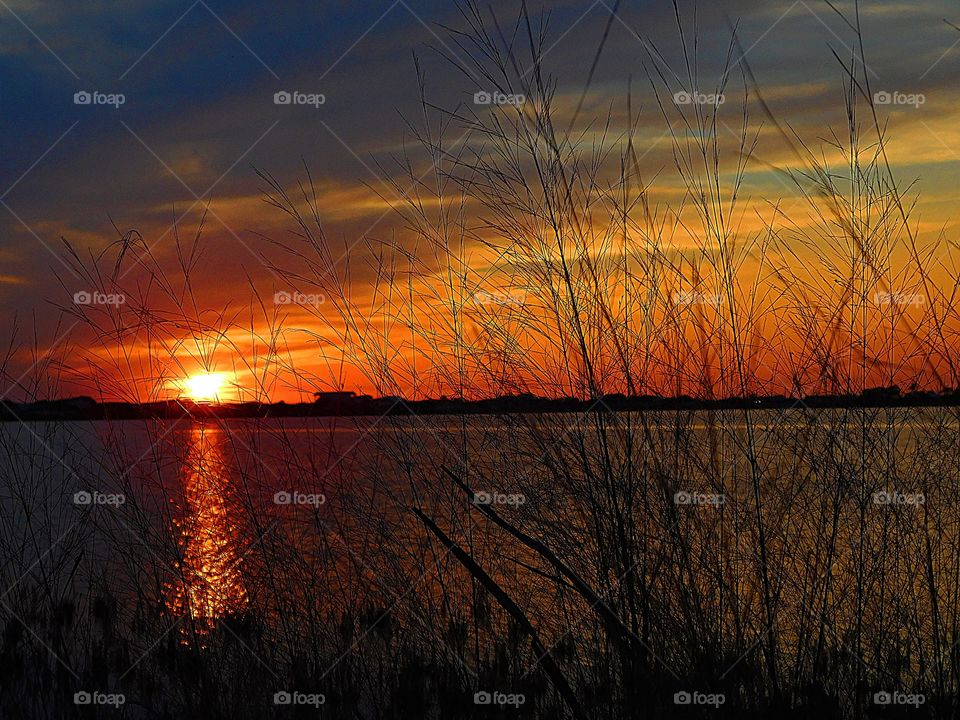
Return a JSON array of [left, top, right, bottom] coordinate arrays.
[[2, 1, 960, 718]]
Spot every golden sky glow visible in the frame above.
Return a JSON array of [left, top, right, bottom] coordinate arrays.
[[180, 373, 230, 403], [3, 1, 960, 402]]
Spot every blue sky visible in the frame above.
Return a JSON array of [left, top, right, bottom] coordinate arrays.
[[2, 0, 960, 398]]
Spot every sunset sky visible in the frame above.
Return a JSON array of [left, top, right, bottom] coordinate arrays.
[[2, 0, 960, 402]]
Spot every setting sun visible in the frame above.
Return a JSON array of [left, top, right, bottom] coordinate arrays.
[[182, 373, 228, 402]]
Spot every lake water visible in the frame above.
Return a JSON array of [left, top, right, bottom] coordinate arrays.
[[1, 408, 957, 716]]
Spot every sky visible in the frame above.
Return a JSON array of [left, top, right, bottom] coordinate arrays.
[[2, 0, 960, 402]]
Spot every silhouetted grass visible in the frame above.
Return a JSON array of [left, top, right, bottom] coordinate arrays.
[[2, 1, 959, 718]]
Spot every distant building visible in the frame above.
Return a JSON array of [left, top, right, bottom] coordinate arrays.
[[312, 391, 374, 414], [313, 391, 357, 402]]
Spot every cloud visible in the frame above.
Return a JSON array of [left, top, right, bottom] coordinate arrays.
[[3, 0, 960, 398]]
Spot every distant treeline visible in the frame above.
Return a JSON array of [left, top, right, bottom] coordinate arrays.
[[1, 386, 957, 422]]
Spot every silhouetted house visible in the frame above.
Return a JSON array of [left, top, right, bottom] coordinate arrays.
[[312, 391, 374, 414], [314, 391, 356, 401]]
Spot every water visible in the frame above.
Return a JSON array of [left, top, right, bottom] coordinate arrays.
[[1, 408, 958, 716]]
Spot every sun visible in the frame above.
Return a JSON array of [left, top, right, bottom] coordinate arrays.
[[182, 372, 229, 402]]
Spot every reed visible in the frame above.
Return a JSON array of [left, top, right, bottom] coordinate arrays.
[[1, 1, 958, 718]]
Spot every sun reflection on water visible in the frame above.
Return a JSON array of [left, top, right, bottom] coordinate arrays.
[[166, 424, 248, 639]]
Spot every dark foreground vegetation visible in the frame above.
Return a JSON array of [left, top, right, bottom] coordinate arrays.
[[3, 1, 960, 718]]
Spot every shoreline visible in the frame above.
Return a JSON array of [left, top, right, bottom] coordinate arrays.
[[2, 389, 956, 422]]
